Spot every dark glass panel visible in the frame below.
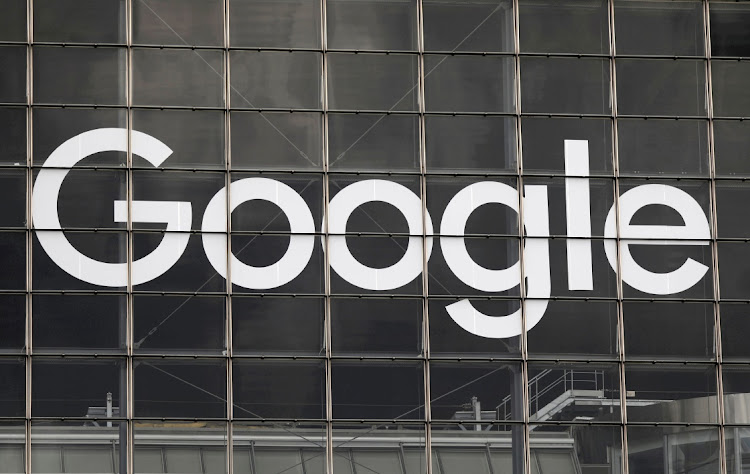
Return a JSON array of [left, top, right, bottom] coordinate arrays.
[[132, 48, 224, 107], [34, 0, 125, 44], [32, 358, 123, 417], [521, 57, 610, 114], [327, 0, 417, 51], [33, 46, 126, 105], [134, 359, 226, 418], [133, 0, 224, 46], [519, 0, 609, 54], [616, 59, 706, 116], [229, 0, 321, 49], [232, 297, 324, 355], [33, 294, 125, 352], [614, 0, 704, 55], [132, 109, 225, 169], [230, 51, 321, 109]]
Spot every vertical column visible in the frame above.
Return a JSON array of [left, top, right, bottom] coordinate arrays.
[[24, 1, 33, 473], [704, 2, 726, 474], [224, 1, 233, 473], [416, 1, 431, 474], [124, 1, 133, 473], [607, 0, 628, 473], [320, 1, 333, 473], [511, 2, 528, 474]]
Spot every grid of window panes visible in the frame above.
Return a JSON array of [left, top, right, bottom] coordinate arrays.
[[3, 0, 750, 473]]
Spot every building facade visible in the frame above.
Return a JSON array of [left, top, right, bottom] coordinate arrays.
[[1, 0, 750, 473]]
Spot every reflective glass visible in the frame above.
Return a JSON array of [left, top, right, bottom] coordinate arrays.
[[0, 169, 25, 228], [31, 358, 123, 418], [431, 362, 522, 421], [133, 0, 224, 46], [0, 360, 24, 417], [519, 0, 609, 54], [230, 111, 323, 170], [34, 168, 126, 230], [132, 109, 225, 169], [710, 2, 750, 57], [33, 47, 126, 106], [712, 60, 750, 118], [426, 115, 517, 174], [132, 49, 224, 107], [229, 0, 321, 49], [521, 57, 611, 115], [721, 366, 750, 424], [34, 0, 125, 44], [230, 234, 324, 294], [134, 359, 226, 418], [233, 360, 325, 419], [32, 107, 127, 167], [0, 108, 26, 166], [527, 300, 618, 359], [33, 231, 123, 291], [328, 113, 420, 171], [426, 176, 520, 236], [624, 364, 717, 423], [627, 426, 720, 474], [614, 0, 704, 56], [521, 117, 613, 175], [232, 297, 324, 355], [0, 232, 25, 290], [0, 47, 26, 104], [234, 423, 326, 474], [623, 302, 714, 360], [615, 59, 706, 116], [331, 361, 424, 420], [715, 120, 750, 176], [617, 119, 709, 176], [0, 295, 25, 353], [230, 173, 323, 232], [720, 304, 750, 360], [0, 0, 26, 42], [133, 233, 224, 293], [327, 53, 419, 111], [718, 242, 750, 299], [326, 0, 417, 51], [422, 0, 514, 53], [132, 170, 225, 231], [230, 51, 322, 109], [424, 55, 515, 113], [32, 422, 124, 474], [429, 298, 522, 358], [133, 423, 227, 474], [133, 295, 225, 354], [715, 181, 750, 238], [330, 297, 422, 356], [33, 294, 125, 353], [527, 362, 621, 422]]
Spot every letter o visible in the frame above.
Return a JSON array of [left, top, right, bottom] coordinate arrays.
[[327, 180, 433, 290], [202, 178, 315, 290]]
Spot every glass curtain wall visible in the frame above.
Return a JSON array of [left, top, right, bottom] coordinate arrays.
[[0, 0, 749, 473]]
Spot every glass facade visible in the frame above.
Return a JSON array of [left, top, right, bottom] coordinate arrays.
[[2, 0, 750, 473]]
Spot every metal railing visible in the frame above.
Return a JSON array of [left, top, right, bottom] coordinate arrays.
[[496, 370, 605, 421]]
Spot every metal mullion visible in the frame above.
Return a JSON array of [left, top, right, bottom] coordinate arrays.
[[511, 1, 530, 474], [320, 1, 333, 473], [224, 1, 234, 473], [124, 0, 134, 473], [416, 1, 432, 474], [704, 3, 727, 474], [25, 0, 33, 472], [607, 1, 629, 474]]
